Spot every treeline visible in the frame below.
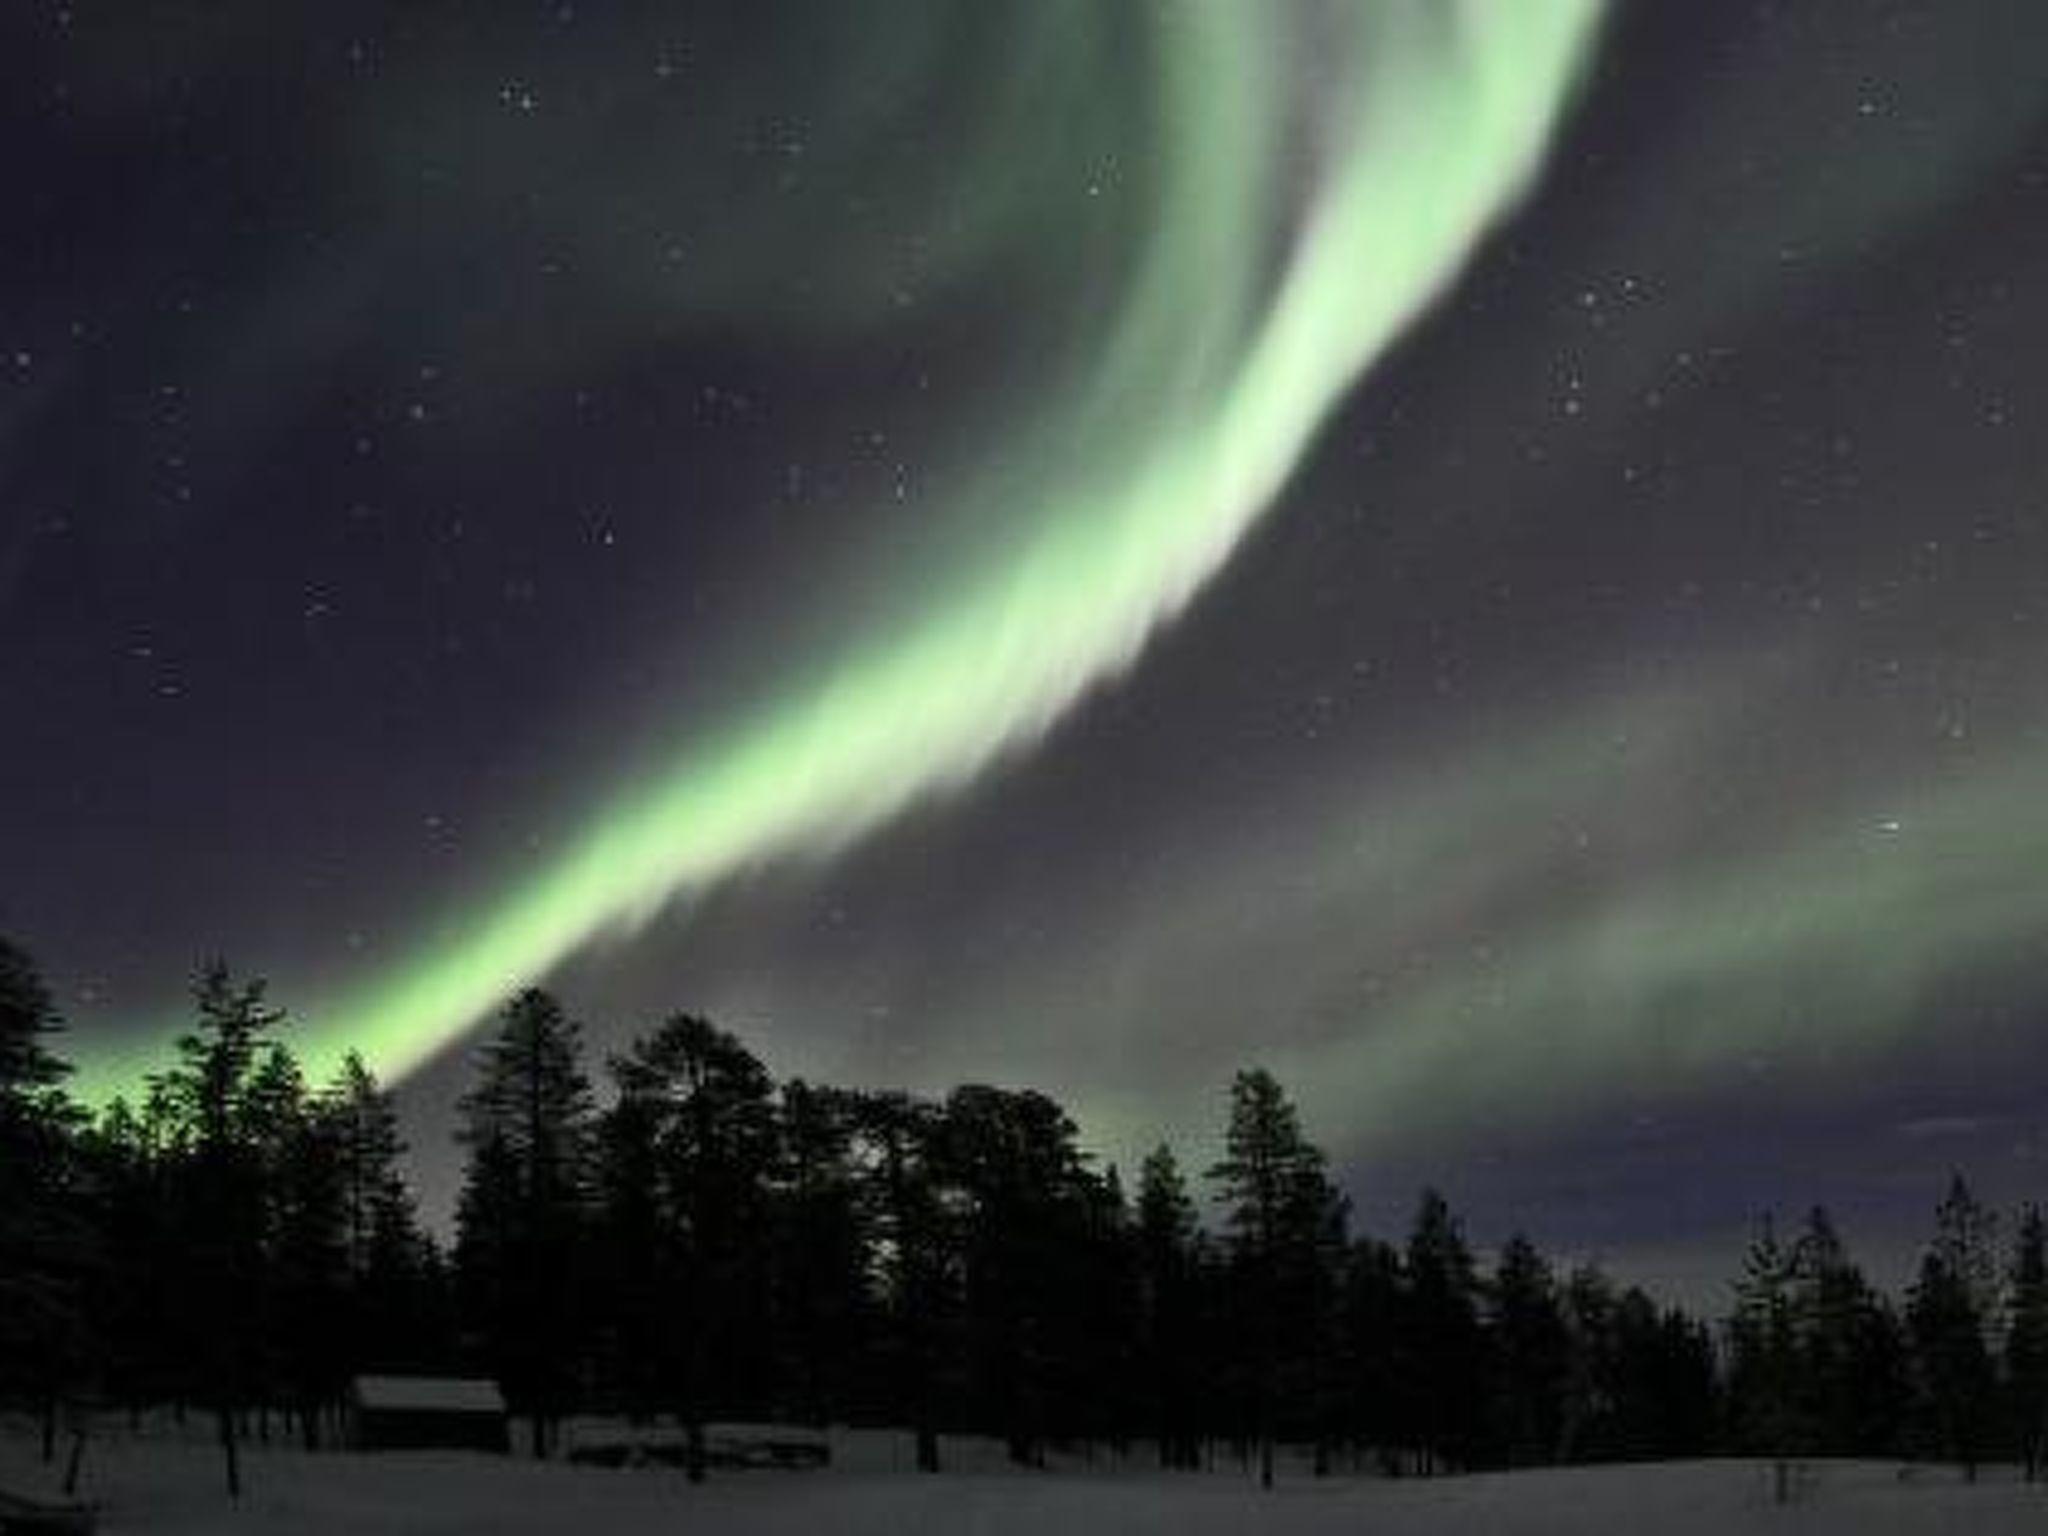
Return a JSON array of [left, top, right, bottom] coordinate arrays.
[[3, 934, 2047, 1494], [1728, 1184, 2048, 1483]]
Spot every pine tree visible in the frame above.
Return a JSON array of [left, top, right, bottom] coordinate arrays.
[[1907, 1177, 1998, 1479], [593, 1077, 665, 1423], [1932, 1174, 2003, 1337], [941, 1084, 1102, 1467], [606, 1013, 780, 1479], [2005, 1206, 2048, 1479], [774, 1081, 871, 1430], [1558, 1265, 1616, 1462], [0, 937, 87, 1456], [84, 1093, 190, 1418], [1728, 1214, 1802, 1494], [255, 1050, 350, 1445], [154, 961, 286, 1497], [1605, 1287, 1716, 1459], [1338, 1237, 1404, 1471], [454, 988, 593, 1458], [1206, 1068, 1340, 1489], [1787, 1207, 1900, 1455], [1401, 1189, 1485, 1473], [1135, 1144, 1202, 1469], [325, 1053, 433, 1371], [1067, 1161, 1140, 1454], [850, 1090, 954, 1473], [1491, 1233, 1569, 1466], [0, 935, 71, 1123]]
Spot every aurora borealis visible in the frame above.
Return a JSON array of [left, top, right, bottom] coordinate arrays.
[[8, 1, 2048, 1289]]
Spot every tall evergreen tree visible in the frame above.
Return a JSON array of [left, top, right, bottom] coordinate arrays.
[[454, 988, 594, 1457], [1787, 1207, 1902, 1455], [154, 960, 286, 1497], [849, 1090, 954, 1473], [0, 937, 87, 1453], [606, 1013, 780, 1479], [1935, 1175, 2003, 1330], [941, 1084, 1102, 1467], [774, 1080, 871, 1430], [254, 1049, 351, 1445], [593, 1075, 665, 1423], [325, 1053, 435, 1371], [2005, 1206, 2048, 1479], [1400, 1189, 1485, 1473], [1605, 1287, 1716, 1459], [84, 1091, 192, 1419], [1337, 1237, 1405, 1471], [1206, 1067, 1340, 1489], [1558, 1265, 1617, 1463], [1908, 1177, 1999, 1478], [1134, 1144, 1203, 1469], [0, 935, 71, 1129], [1490, 1233, 1569, 1466], [1727, 1214, 1802, 1494]]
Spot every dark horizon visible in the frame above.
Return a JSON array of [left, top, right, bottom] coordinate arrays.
[[9, 938, 2044, 1502]]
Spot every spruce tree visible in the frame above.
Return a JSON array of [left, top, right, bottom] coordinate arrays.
[[1401, 1189, 1485, 1473], [1206, 1067, 1340, 1489], [775, 1081, 870, 1430], [1338, 1237, 1404, 1471], [454, 988, 593, 1457], [2005, 1206, 2048, 1479], [941, 1084, 1106, 1467], [1558, 1264, 1618, 1462], [1788, 1207, 1900, 1455], [1728, 1214, 1801, 1494], [1491, 1233, 1569, 1466], [257, 1050, 350, 1444], [325, 1053, 433, 1370], [0, 937, 86, 1455], [606, 1013, 779, 1479], [850, 1090, 954, 1473], [594, 1078, 666, 1423], [1135, 1144, 1202, 1469], [155, 961, 285, 1497], [0, 935, 71, 1128], [1907, 1177, 1998, 1479]]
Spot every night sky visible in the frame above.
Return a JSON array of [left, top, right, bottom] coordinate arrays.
[[7, 1, 2048, 1301]]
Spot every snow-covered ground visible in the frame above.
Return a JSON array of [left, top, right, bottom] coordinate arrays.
[[6, 1427, 2048, 1534]]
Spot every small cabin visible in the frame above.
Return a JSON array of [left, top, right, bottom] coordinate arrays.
[[350, 1375, 509, 1453]]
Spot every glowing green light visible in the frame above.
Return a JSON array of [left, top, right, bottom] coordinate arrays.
[[76, 2, 1606, 1101]]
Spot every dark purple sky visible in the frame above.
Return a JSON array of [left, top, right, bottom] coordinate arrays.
[[6, 1, 2048, 1302]]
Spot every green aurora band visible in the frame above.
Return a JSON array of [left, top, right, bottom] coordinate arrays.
[[79, 2, 1609, 1099]]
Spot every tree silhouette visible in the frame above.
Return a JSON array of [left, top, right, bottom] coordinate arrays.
[[1908, 1177, 1999, 1478], [1135, 1144, 1203, 1469], [1491, 1233, 1569, 1466], [153, 960, 287, 1497], [454, 988, 593, 1458], [1401, 1190, 1485, 1473], [605, 1013, 779, 1479], [326, 1053, 438, 1372], [1787, 1207, 1904, 1456], [942, 1084, 1109, 1467], [1207, 1067, 1339, 1489], [850, 1090, 953, 1473], [1728, 1215, 1801, 1497], [0, 936, 87, 1460], [774, 1080, 871, 1430], [2005, 1206, 2048, 1479]]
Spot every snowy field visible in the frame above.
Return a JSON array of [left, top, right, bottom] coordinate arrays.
[[7, 1428, 2048, 1534]]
